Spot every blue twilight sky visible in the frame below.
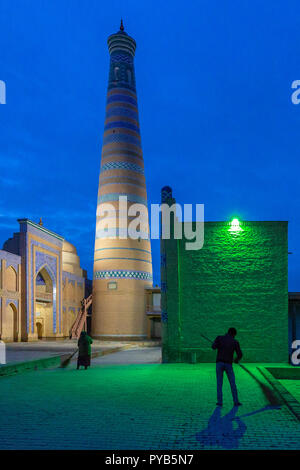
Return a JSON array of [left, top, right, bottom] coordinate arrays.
[[0, 0, 300, 288]]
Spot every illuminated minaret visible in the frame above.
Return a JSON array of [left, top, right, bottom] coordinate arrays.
[[92, 21, 153, 339]]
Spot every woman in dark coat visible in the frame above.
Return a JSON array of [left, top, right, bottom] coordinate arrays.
[[77, 331, 93, 370]]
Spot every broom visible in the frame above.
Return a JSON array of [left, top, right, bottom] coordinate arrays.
[[60, 348, 78, 368], [199, 333, 281, 407]]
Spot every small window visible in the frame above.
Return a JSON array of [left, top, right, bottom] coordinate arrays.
[[114, 67, 120, 80], [127, 69, 132, 83], [108, 281, 117, 290]]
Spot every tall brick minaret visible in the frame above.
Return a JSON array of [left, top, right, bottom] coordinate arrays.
[[92, 21, 152, 339]]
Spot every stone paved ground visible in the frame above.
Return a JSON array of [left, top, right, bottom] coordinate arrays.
[[2, 340, 136, 364], [90, 347, 162, 365], [0, 357, 299, 450]]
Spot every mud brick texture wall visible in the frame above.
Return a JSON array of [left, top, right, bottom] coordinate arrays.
[[161, 221, 288, 363]]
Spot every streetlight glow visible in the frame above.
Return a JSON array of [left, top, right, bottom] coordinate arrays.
[[229, 218, 243, 232]]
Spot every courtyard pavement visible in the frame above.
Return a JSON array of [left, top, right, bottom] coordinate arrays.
[[0, 348, 299, 450], [2, 340, 137, 364], [90, 346, 162, 365]]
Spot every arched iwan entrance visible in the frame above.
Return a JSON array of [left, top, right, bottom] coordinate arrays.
[[2, 303, 17, 342], [36, 322, 43, 339], [35, 267, 53, 340]]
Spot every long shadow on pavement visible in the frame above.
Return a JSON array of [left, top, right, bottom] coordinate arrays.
[[195, 405, 281, 449], [195, 406, 246, 449]]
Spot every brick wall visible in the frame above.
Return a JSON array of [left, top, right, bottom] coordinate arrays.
[[162, 220, 288, 363]]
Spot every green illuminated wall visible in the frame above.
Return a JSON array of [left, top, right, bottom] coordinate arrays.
[[161, 217, 288, 363]]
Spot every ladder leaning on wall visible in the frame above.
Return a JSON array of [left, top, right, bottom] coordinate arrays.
[[70, 294, 92, 339]]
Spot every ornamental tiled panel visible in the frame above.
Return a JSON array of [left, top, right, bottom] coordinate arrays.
[[94, 270, 152, 281]]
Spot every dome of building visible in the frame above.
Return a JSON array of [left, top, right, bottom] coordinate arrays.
[[62, 240, 82, 276], [62, 240, 78, 254]]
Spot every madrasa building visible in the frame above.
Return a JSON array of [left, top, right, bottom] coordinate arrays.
[[0, 219, 87, 341]]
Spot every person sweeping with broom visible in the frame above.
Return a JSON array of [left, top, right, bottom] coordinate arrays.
[[77, 331, 93, 370], [212, 327, 243, 407]]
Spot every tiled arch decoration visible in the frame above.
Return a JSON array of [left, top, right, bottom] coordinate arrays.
[[30, 248, 60, 334], [5, 298, 19, 309]]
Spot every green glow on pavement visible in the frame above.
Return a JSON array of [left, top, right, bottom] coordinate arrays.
[[0, 363, 298, 450]]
